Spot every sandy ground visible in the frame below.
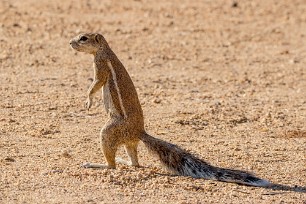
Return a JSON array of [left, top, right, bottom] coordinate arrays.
[[1, 0, 306, 203]]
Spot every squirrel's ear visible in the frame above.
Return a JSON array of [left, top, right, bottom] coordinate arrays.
[[95, 34, 103, 44]]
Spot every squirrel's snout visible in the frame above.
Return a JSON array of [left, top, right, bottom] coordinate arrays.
[[69, 40, 78, 50]]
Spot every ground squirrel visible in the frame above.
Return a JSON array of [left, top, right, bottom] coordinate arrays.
[[69, 33, 271, 187]]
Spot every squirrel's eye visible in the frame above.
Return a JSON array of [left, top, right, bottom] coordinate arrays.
[[80, 36, 88, 42]]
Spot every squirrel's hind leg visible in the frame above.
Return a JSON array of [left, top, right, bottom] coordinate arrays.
[[124, 142, 140, 167], [81, 126, 119, 169], [113, 142, 140, 167], [81, 141, 117, 169]]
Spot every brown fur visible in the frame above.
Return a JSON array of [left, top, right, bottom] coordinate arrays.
[[69, 33, 271, 187]]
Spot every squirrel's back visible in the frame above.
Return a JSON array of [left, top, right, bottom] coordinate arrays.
[[106, 50, 143, 121]]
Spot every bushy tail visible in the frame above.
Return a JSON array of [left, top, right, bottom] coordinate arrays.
[[140, 133, 271, 187]]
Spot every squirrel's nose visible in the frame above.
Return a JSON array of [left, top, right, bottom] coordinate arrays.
[[69, 40, 73, 45]]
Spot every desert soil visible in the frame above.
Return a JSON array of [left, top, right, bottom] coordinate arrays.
[[0, 0, 306, 203]]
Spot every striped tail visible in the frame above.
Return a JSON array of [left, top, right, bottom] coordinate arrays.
[[140, 133, 271, 187]]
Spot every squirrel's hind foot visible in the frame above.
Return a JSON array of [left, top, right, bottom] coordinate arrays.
[[115, 157, 140, 167], [81, 162, 115, 169]]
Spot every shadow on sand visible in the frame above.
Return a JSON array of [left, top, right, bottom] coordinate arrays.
[[157, 172, 306, 193], [262, 183, 306, 194]]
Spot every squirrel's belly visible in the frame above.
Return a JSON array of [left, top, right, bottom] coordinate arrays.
[[102, 82, 119, 116]]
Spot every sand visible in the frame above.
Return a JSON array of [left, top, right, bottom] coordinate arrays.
[[0, 0, 305, 203]]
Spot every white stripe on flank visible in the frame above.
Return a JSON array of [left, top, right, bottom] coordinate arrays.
[[107, 60, 127, 118]]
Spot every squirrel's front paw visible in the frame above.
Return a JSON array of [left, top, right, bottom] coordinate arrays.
[[85, 98, 93, 110]]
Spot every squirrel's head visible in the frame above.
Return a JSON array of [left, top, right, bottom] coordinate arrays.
[[69, 33, 109, 55]]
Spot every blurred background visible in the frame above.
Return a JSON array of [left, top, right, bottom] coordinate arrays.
[[0, 0, 305, 203]]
